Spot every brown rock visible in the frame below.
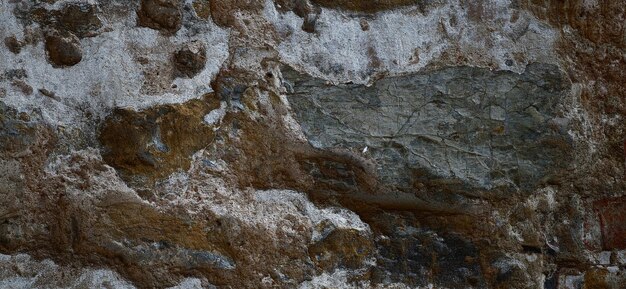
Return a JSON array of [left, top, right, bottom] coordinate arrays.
[[308, 228, 374, 270], [0, 103, 56, 156], [301, 13, 318, 33], [359, 18, 370, 31], [521, 0, 625, 47], [583, 268, 610, 289], [44, 32, 82, 67], [11, 80, 33, 95], [3, 36, 22, 54], [174, 41, 207, 78], [594, 196, 626, 250], [137, 0, 182, 34], [98, 97, 218, 189], [58, 3, 103, 38], [209, 0, 264, 27], [192, 0, 211, 19], [522, 0, 625, 197]]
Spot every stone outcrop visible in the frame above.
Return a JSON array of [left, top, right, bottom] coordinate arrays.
[[0, 0, 624, 288], [284, 63, 572, 193]]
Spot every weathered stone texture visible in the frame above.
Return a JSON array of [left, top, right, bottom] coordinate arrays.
[[0, 0, 624, 288], [44, 32, 83, 67], [284, 63, 573, 193], [594, 197, 626, 250], [99, 97, 218, 190], [137, 0, 183, 33], [174, 41, 207, 78]]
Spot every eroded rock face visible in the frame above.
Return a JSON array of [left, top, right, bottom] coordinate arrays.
[[284, 63, 573, 192], [98, 97, 218, 190], [0, 0, 624, 288]]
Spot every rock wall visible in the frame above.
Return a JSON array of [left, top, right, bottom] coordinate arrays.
[[0, 0, 624, 288]]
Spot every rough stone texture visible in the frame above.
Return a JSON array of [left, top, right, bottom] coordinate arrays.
[[174, 41, 207, 78], [44, 31, 83, 67], [3, 36, 22, 54], [594, 197, 626, 250], [0, 0, 624, 288], [98, 97, 218, 190], [19, 2, 104, 39], [284, 63, 572, 192], [137, 0, 183, 34]]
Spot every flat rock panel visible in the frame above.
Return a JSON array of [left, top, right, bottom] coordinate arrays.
[[284, 63, 572, 192]]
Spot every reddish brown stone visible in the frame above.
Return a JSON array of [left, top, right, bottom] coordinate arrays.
[[98, 97, 218, 189], [44, 32, 82, 67], [209, 0, 264, 27], [594, 196, 626, 249], [137, 0, 182, 34], [174, 41, 207, 78]]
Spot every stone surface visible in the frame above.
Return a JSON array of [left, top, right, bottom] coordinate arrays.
[[594, 197, 626, 250], [98, 97, 218, 189], [0, 0, 624, 288], [3, 36, 22, 54], [284, 63, 572, 192], [44, 31, 83, 67], [15, 2, 103, 39], [56, 3, 103, 38], [137, 0, 183, 34], [174, 41, 207, 78]]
